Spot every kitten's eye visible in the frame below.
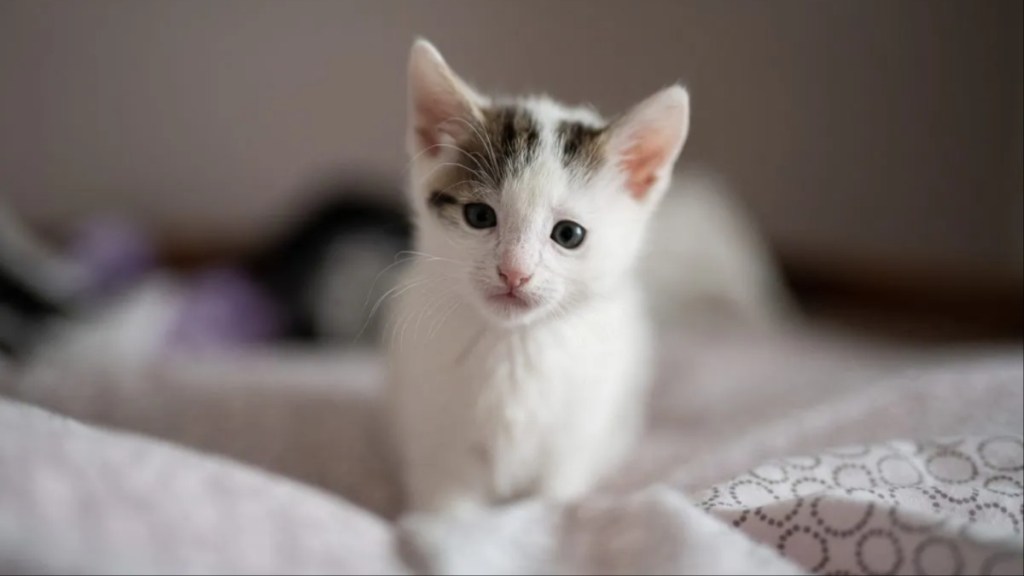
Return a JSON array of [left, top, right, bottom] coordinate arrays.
[[551, 220, 586, 249], [463, 203, 497, 229]]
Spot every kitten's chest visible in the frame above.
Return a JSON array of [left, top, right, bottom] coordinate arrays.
[[404, 306, 577, 484], [392, 283, 644, 499], [463, 329, 573, 497]]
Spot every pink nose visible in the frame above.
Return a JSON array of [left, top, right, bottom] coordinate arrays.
[[498, 266, 532, 290]]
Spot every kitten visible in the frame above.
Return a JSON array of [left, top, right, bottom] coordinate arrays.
[[388, 39, 689, 516]]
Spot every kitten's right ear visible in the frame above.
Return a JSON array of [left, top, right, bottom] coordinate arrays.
[[407, 39, 485, 157], [605, 85, 690, 202]]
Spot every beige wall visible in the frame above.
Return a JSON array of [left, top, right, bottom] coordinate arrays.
[[1, 1, 1021, 282]]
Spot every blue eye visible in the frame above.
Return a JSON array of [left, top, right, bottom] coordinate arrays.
[[551, 220, 586, 249], [464, 203, 497, 229]]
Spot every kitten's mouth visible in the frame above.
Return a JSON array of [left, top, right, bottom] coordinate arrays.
[[486, 290, 536, 311]]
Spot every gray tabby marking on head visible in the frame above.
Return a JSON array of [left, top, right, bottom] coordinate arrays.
[[427, 103, 539, 218], [556, 120, 606, 175], [427, 102, 609, 220], [476, 104, 541, 188]]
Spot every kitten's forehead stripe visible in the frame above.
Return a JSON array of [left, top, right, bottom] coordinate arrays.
[[479, 105, 540, 187], [556, 121, 605, 174], [428, 101, 607, 217], [427, 192, 462, 226], [429, 191, 457, 208]]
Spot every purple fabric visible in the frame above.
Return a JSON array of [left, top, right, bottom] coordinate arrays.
[[69, 217, 156, 298], [68, 217, 282, 349], [165, 268, 282, 348]]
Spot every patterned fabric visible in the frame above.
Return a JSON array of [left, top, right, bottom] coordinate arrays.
[[699, 437, 1024, 575]]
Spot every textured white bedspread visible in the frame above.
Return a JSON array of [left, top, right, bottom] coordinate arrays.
[[0, 287, 1021, 574]]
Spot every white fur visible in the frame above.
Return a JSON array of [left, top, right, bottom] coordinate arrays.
[[387, 40, 689, 516]]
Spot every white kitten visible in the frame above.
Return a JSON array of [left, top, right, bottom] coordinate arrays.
[[387, 39, 689, 516]]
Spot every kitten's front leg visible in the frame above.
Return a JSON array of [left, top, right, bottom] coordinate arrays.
[[537, 435, 631, 505], [403, 441, 492, 516], [395, 485, 487, 575], [537, 384, 646, 504], [536, 425, 610, 504], [537, 460, 595, 504]]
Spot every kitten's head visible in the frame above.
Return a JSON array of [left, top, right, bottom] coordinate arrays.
[[406, 39, 689, 326]]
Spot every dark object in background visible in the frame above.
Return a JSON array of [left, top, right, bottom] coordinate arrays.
[[1, 181, 413, 358], [0, 263, 65, 357], [0, 208, 76, 358], [248, 180, 411, 345]]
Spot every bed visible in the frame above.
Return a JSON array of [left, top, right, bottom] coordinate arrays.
[[1, 279, 1021, 574]]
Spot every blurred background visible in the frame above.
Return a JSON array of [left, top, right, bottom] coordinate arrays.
[[1, 0, 1021, 345]]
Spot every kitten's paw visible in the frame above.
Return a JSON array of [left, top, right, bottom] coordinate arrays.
[[538, 468, 598, 506], [396, 497, 485, 573], [396, 512, 449, 574], [396, 500, 558, 575]]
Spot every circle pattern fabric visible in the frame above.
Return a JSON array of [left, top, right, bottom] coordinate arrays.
[[698, 436, 1024, 575]]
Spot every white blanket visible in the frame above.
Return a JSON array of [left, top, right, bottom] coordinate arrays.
[[1, 283, 1021, 574]]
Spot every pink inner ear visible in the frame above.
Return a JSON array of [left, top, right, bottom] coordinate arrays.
[[416, 126, 442, 157], [620, 140, 668, 200], [414, 97, 449, 158], [415, 97, 470, 158]]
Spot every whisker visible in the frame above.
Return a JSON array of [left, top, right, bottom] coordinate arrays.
[[357, 252, 425, 312], [428, 298, 463, 339], [411, 159, 493, 197], [395, 249, 471, 266], [352, 275, 446, 345], [412, 288, 455, 340], [442, 117, 499, 182]]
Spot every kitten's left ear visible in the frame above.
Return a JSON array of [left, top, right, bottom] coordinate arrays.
[[407, 38, 486, 158], [606, 85, 690, 201]]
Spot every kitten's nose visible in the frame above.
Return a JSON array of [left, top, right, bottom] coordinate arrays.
[[498, 266, 532, 291]]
